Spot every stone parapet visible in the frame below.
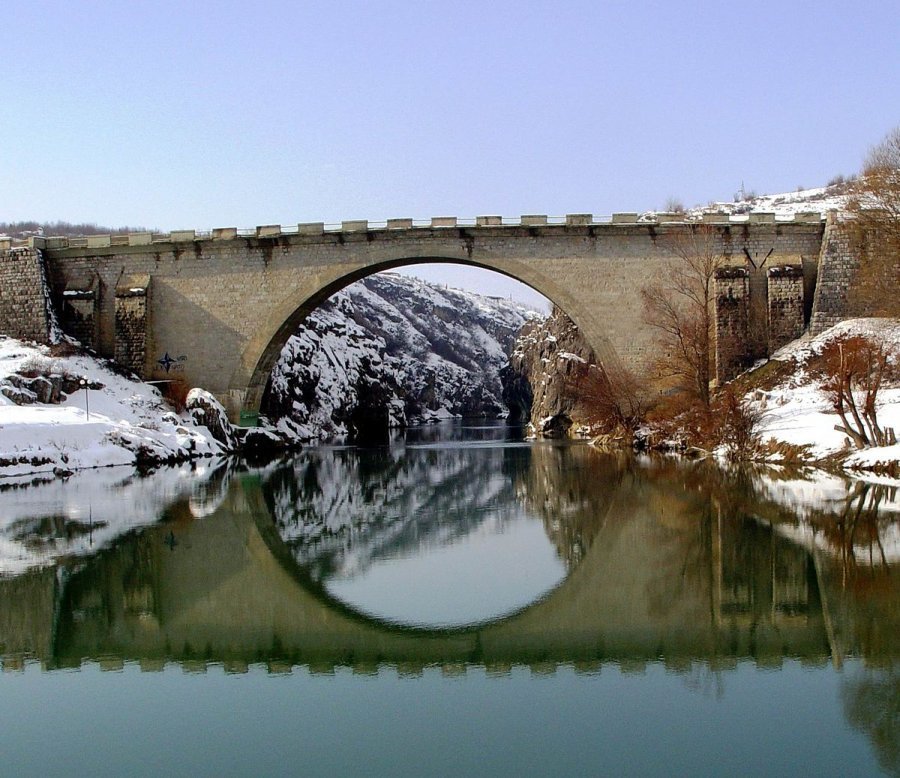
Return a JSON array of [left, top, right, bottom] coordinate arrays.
[[431, 217, 457, 228]]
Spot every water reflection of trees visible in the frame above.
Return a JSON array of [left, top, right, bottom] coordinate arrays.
[[843, 669, 900, 776], [809, 481, 897, 577]]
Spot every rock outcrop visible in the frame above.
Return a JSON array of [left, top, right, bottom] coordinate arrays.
[[501, 307, 597, 437]]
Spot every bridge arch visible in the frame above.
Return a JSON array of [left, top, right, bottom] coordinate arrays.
[[233, 254, 624, 418]]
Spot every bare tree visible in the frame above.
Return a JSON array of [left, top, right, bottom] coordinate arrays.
[[642, 224, 728, 407], [820, 335, 896, 449], [846, 126, 900, 316]]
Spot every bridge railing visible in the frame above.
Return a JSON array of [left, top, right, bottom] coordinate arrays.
[[7, 211, 828, 251]]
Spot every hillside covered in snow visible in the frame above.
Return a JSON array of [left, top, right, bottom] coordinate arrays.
[[262, 272, 540, 441]]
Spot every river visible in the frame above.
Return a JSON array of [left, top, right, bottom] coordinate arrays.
[[1, 421, 898, 776]]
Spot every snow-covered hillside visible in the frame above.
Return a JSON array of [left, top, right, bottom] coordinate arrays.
[[263, 272, 540, 441], [638, 181, 852, 222]]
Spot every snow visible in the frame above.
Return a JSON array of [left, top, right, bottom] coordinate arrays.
[[0, 337, 226, 478], [642, 183, 852, 222]]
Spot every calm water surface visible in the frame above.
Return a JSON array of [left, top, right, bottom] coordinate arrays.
[[1, 421, 898, 776]]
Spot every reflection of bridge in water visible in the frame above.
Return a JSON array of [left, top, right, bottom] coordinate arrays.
[[6, 453, 891, 674]]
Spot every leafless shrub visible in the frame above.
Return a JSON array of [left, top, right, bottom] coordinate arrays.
[[819, 335, 895, 449], [714, 388, 764, 461], [564, 361, 650, 436], [664, 196, 686, 214]]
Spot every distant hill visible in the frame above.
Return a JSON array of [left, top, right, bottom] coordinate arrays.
[[0, 221, 150, 239]]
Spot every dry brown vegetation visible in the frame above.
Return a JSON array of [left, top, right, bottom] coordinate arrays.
[[161, 378, 192, 413]]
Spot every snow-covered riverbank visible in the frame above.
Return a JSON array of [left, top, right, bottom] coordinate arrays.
[[749, 318, 900, 473], [0, 337, 226, 478]]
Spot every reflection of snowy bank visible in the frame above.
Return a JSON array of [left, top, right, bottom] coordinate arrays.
[[0, 459, 232, 577], [771, 521, 900, 565], [753, 470, 861, 520], [1, 338, 226, 478], [752, 468, 900, 564]]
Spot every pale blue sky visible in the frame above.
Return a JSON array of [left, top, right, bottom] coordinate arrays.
[[3, 0, 898, 307]]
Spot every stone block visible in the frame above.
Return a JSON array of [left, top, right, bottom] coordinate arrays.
[[298, 222, 324, 235], [476, 216, 502, 226], [256, 225, 281, 238], [431, 216, 457, 228], [386, 218, 413, 229], [86, 235, 111, 248], [341, 220, 368, 232], [44, 237, 69, 249], [656, 212, 684, 223], [565, 214, 592, 225], [611, 213, 638, 223], [521, 215, 547, 226], [28, 237, 47, 249], [749, 212, 775, 223], [794, 212, 823, 223], [212, 227, 238, 240], [702, 212, 730, 223], [170, 230, 196, 242], [0, 238, 11, 250], [128, 232, 153, 246]]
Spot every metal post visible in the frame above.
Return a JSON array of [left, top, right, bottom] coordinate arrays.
[[79, 378, 90, 421]]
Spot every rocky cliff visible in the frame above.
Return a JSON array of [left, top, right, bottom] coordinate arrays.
[[501, 306, 598, 437], [262, 273, 539, 441]]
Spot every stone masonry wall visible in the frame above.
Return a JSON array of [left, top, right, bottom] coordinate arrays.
[[810, 218, 857, 335], [715, 268, 750, 384], [767, 266, 805, 353], [114, 280, 150, 376], [810, 216, 900, 334], [0, 249, 51, 343]]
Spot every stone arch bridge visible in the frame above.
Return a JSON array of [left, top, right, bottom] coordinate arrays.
[[3, 213, 829, 422]]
